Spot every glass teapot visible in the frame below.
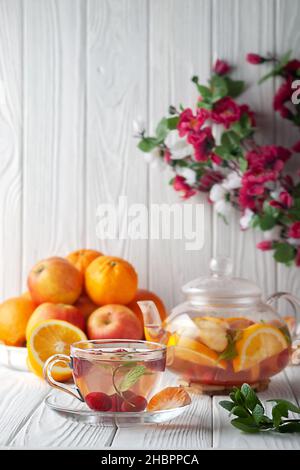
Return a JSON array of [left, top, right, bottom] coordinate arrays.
[[138, 257, 299, 389]]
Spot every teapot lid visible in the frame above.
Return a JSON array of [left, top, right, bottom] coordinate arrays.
[[182, 257, 261, 304]]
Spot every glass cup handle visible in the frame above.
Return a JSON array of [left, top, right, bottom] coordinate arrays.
[[43, 354, 83, 402], [267, 291, 300, 325]]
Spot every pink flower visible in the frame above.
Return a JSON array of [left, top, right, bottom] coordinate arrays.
[[198, 170, 224, 192], [256, 240, 274, 251], [279, 191, 293, 208], [188, 127, 215, 162], [211, 97, 241, 128], [177, 108, 209, 137], [164, 149, 171, 164], [269, 200, 283, 210], [173, 175, 196, 199], [238, 146, 291, 211], [211, 153, 222, 165], [273, 79, 293, 119], [213, 59, 230, 76], [292, 140, 300, 153], [284, 60, 300, 75], [288, 222, 300, 239], [246, 53, 265, 65]]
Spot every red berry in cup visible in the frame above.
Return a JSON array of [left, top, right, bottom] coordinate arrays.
[[121, 395, 147, 412], [85, 392, 112, 411], [109, 393, 124, 411]]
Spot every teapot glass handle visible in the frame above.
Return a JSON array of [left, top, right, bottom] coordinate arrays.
[[266, 291, 300, 326]]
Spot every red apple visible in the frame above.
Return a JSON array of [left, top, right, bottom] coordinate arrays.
[[28, 257, 83, 305], [74, 294, 98, 320], [26, 302, 85, 339], [87, 304, 143, 340]]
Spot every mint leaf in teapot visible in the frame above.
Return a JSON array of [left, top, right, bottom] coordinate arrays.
[[217, 331, 240, 361], [220, 383, 300, 434]]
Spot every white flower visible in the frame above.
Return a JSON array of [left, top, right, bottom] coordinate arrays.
[[214, 199, 232, 218], [169, 139, 194, 160], [210, 184, 226, 202], [287, 237, 300, 246], [240, 208, 255, 230], [177, 167, 197, 185], [144, 148, 165, 170], [133, 117, 145, 136], [222, 172, 242, 190], [263, 226, 282, 241]]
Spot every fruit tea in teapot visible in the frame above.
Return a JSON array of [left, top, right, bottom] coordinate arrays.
[[139, 258, 298, 389]]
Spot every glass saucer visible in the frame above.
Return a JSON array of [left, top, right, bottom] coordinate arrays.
[[45, 391, 191, 426]]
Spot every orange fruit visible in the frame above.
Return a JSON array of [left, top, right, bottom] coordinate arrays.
[[27, 319, 87, 381], [147, 387, 191, 411], [74, 294, 98, 320], [168, 335, 227, 369], [66, 249, 103, 275], [0, 297, 36, 346], [233, 323, 288, 372], [193, 316, 229, 352], [85, 256, 138, 305], [127, 289, 167, 328]]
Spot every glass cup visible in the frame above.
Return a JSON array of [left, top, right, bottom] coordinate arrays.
[[44, 339, 167, 412]]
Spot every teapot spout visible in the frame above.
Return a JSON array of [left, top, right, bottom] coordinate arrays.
[[137, 300, 168, 344]]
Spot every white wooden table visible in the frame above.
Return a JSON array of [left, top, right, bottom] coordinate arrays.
[[1, 365, 299, 450]]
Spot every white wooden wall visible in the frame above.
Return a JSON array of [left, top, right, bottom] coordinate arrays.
[[0, 0, 299, 310]]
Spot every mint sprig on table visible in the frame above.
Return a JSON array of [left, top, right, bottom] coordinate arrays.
[[220, 383, 300, 433]]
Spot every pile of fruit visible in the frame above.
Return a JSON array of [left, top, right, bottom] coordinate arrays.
[[0, 249, 166, 381]]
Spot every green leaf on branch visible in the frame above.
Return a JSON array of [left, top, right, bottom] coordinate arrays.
[[138, 137, 159, 152], [231, 113, 254, 138], [219, 383, 300, 435], [155, 118, 169, 141], [259, 50, 292, 84], [197, 84, 212, 100], [258, 214, 277, 231], [210, 75, 228, 102], [239, 157, 248, 172], [166, 115, 179, 130], [225, 77, 245, 98], [274, 243, 295, 264]]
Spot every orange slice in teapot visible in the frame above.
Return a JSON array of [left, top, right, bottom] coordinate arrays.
[[232, 323, 288, 372], [226, 317, 254, 330], [168, 335, 227, 369]]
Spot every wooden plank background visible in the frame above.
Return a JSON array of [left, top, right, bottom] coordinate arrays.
[[0, 0, 299, 310]]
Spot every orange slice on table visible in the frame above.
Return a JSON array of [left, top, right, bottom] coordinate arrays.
[[147, 386, 191, 411], [27, 319, 87, 381], [168, 334, 227, 369], [232, 323, 288, 372]]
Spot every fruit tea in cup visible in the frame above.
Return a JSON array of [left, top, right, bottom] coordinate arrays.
[[44, 339, 166, 412]]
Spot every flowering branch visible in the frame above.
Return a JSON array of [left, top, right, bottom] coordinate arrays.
[[136, 53, 300, 267]]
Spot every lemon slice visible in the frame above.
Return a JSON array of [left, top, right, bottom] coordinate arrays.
[[233, 323, 288, 372], [27, 319, 87, 381]]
